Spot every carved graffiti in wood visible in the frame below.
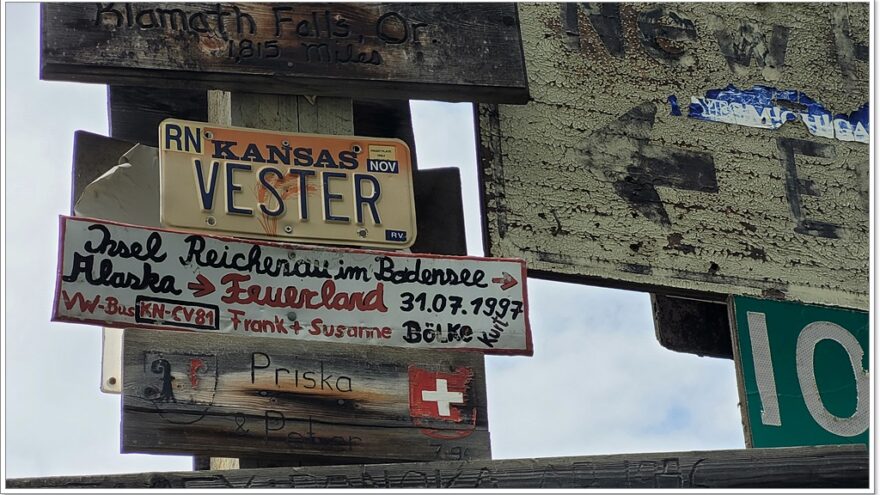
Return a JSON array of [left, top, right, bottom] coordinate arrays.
[[41, 3, 528, 103], [122, 329, 491, 461]]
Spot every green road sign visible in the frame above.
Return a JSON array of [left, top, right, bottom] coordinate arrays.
[[730, 296, 868, 448]]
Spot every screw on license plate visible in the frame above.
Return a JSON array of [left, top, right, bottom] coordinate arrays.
[[205, 131, 213, 139], [284, 226, 293, 233], [357, 228, 367, 237], [206, 216, 216, 226], [352, 144, 362, 154], [287, 312, 297, 321]]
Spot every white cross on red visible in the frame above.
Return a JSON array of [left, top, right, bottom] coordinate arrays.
[[421, 378, 464, 417]]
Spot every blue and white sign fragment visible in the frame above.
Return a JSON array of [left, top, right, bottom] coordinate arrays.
[[667, 85, 868, 144]]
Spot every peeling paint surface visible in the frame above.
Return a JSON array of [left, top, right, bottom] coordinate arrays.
[[479, 3, 868, 310]]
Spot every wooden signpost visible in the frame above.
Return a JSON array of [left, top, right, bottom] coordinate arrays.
[[122, 328, 490, 462], [477, 3, 868, 311], [46, 0, 515, 464], [41, 3, 528, 103], [54, 215, 532, 355], [31, 1, 870, 487], [729, 296, 868, 448]]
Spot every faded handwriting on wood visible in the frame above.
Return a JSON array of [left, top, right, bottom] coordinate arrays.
[[122, 329, 490, 461], [7, 445, 868, 488]]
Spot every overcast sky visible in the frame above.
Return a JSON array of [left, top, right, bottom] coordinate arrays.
[[3, 2, 744, 479]]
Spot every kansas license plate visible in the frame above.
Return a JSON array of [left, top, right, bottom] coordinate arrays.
[[158, 119, 416, 249]]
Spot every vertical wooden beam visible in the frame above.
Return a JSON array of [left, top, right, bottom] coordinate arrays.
[[205, 91, 353, 469], [207, 91, 353, 135]]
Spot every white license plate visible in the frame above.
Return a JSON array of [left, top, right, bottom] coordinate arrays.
[[159, 119, 416, 249]]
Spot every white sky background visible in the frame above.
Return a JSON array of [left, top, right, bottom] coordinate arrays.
[[3, 2, 744, 479]]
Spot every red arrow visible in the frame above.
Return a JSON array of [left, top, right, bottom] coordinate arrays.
[[188, 274, 215, 298], [491, 272, 518, 291]]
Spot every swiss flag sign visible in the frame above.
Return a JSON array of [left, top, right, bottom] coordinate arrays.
[[408, 366, 473, 422]]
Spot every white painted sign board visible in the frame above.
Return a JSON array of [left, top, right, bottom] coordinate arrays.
[[53, 216, 532, 355]]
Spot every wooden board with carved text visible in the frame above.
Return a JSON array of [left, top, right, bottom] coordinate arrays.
[[8, 445, 869, 489], [122, 329, 490, 462], [478, 3, 868, 310], [41, 3, 528, 103]]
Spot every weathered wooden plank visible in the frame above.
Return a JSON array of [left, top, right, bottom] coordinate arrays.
[[109, 86, 208, 147], [41, 3, 528, 103], [478, 3, 869, 310], [652, 295, 731, 359], [122, 328, 490, 462], [7, 445, 868, 489]]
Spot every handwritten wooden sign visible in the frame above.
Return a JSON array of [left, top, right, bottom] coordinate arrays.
[[122, 329, 490, 461], [40, 3, 528, 103], [53, 216, 532, 355], [478, 3, 868, 310]]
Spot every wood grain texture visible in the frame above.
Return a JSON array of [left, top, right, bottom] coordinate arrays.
[[478, 3, 868, 310], [8, 445, 868, 489], [109, 86, 208, 146], [122, 329, 490, 462], [651, 295, 732, 359], [207, 91, 353, 134], [41, 3, 528, 103]]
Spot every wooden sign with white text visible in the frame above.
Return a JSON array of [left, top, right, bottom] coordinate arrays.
[[53, 216, 532, 355], [122, 329, 490, 461]]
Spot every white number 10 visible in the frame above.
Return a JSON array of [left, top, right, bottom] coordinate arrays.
[[746, 312, 868, 437]]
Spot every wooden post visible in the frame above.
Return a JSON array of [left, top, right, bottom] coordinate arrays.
[[204, 91, 352, 470], [207, 92, 352, 135]]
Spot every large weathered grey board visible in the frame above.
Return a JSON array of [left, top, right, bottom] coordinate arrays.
[[479, 3, 868, 310], [41, 3, 528, 103], [122, 329, 490, 462]]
